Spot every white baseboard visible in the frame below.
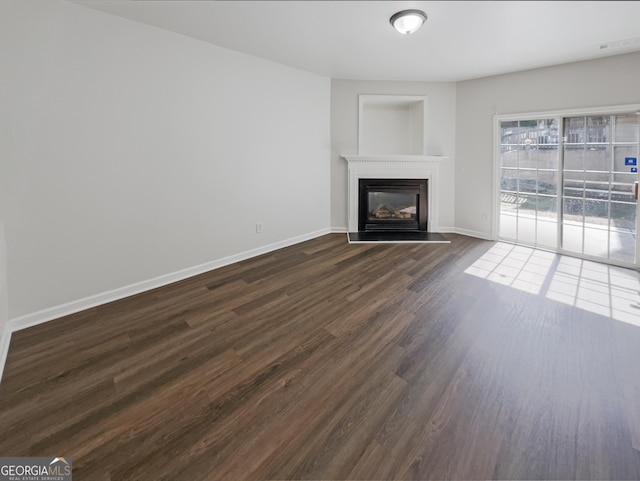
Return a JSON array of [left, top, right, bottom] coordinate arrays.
[[0, 228, 332, 381], [435, 226, 457, 234], [0, 323, 11, 383], [451, 227, 495, 241], [330, 227, 348, 233]]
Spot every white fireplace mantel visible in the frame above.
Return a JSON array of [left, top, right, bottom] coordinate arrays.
[[343, 154, 447, 233]]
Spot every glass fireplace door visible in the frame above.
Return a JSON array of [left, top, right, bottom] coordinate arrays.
[[359, 179, 428, 232]]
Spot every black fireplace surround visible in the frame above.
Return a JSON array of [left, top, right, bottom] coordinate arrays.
[[358, 178, 428, 232]]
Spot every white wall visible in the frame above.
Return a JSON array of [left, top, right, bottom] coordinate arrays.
[[0, 0, 330, 320], [456, 51, 640, 237], [330, 80, 456, 230], [0, 223, 7, 326], [0, 219, 8, 378]]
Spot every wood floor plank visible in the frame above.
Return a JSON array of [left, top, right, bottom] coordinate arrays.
[[1, 233, 639, 480]]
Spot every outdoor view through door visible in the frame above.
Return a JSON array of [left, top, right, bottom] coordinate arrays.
[[498, 112, 639, 266]]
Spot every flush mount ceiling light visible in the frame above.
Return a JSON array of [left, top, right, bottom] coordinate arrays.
[[390, 9, 427, 35]]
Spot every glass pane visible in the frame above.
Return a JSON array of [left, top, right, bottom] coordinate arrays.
[[518, 120, 538, 146], [518, 148, 537, 169], [537, 219, 557, 248], [564, 146, 584, 171], [368, 192, 416, 221], [518, 216, 536, 244], [609, 232, 635, 263], [537, 171, 557, 195], [584, 199, 609, 227], [564, 170, 584, 201], [518, 193, 537, 217], [563, 187, 584, 201], [612, 173, 636, 186], [518, 170, 537, 194], [586, 115, 610, 143], [537, 220, 558, 248], [500, 192, 521, 216], [584, 170, 610, 183], [611, 182, 634, 204], [563, 180, 583, 199], [501, 145, 519, 168], [583, 227, 609, 258], [584, 172, 610, 202], [614, 114, 639, 143], [563, 197, 584, 223], [584, 145, 610, 171], [610, 202, 637, 231], [537, 118, 559, 145], [537, 145, 558, 169], [537, 195, 557, 219], [562, 222, 583, 253], [501, 121, 519, 145], [564, 117, 585, 144], [500, 213, 517, 239], [564, 169, 584, 181], [501, 168, 519, 192], [613, 145, 637, 172]]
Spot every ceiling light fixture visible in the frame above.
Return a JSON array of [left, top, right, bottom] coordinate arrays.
[[390, 9, 427, 35]]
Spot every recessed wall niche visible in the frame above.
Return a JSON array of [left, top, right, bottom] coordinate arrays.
[[358, 95, 427, 155]]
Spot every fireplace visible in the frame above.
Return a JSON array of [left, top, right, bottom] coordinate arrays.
[[342, 155, 445, 235], [359, 179, 428, 232]]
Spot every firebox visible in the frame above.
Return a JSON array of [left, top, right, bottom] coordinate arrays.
[[358, 178, 428, 232]]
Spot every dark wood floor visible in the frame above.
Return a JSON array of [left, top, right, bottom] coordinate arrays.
[[1, 234, 639, 480]]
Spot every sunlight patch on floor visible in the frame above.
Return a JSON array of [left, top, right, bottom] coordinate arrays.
[[465, 243, 640, 327], [464, 243, 554, 295]]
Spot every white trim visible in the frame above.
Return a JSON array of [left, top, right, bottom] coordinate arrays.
[[0, 323, 11, 383], [331, 226, 348, 233], [5, 228, 331, 335], [453, 227, 495, 241], [436, 226, 459, 234], [492, 114, 501, 240], [342, 155, 445, 233], [495, 103, 640, 122]]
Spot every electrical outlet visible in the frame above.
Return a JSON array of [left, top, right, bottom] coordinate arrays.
[[256, 223, 263, 233], [481, 212, 488, 222]]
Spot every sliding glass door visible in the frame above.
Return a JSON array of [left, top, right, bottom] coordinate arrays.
[[498, 109, 639, 267], [499, 118, 560, 249], [562, 114, 638, 263]]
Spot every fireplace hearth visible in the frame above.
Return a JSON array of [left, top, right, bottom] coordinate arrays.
[[359, 179, 428, 232]]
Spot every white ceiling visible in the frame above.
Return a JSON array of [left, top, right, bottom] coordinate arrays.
[[74, 1, 640, 82]]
